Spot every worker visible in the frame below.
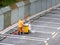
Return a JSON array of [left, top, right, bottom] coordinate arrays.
[[17, 19, 24, 35]]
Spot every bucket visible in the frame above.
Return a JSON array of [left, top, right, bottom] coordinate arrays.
[[23, 23, 29, 34]]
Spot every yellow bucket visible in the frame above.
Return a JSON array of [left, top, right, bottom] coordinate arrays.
[[23, 24, 29, 33]]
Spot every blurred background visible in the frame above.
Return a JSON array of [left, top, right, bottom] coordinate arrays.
[[0, 0, 60, 30]]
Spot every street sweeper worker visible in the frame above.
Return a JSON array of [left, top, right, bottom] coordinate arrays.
[[17, 19, 24, 35]]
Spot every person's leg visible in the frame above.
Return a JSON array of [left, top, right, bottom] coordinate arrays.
[[18, 27, 20, 35], [21, 32, 23, 35], [18, 32, 20, 35], [18, 27, 23, 35], [20, 27, 23, 35]]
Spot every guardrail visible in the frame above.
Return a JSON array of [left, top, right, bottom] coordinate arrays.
[[0, 0, 60, 30]]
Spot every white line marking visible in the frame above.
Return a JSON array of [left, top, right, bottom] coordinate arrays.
[[46, 38, 50, 41], [52, 33, 58, 38], [41, 17, 60, 20], [31, 30, 54, 35], [0, 43, 14, 45], [32, 25, 58, 29], [6, 35, 48, 41], [44, 41, 48, 45], [57, 27, 60, 30], [52, 32, 56, 35], [34, 21, 60, 24], [45, 43, 48, 45]]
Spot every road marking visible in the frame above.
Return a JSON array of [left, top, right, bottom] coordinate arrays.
[[32, 25, 58, 29], [46, 38, 50, 40], [57, 27, 60, 30], [34, 21, 60, 24], [52, 33, 58, 38], [0, 43, 14, 45], [41, 17, 60, 20], [44, 41, 48, 45], [6, 35, 48, 42], [31, 30, 54, 35], [52, 32, 56, 35], [45, 43, 48, 45]]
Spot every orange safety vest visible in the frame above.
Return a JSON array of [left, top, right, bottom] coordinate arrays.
[[18, 27, 22, 32], [18, 20, 23, 27], [17, 20, 24, 32]]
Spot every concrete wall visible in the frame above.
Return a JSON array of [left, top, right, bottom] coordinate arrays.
[[0, 0, 60, 30]]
